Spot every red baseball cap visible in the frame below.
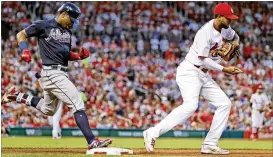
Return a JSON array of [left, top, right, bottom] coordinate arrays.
[[214, 3, 239, 20], [257, 84, 264, 89]]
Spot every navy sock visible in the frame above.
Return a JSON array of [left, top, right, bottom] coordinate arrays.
[[74, 110, 95, 145], [30, 97, 41, 108], [18, 93, 40, 108]]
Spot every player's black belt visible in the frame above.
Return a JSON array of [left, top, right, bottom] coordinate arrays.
[[194, 65, 208, 73], [42, 65, 68, 72]]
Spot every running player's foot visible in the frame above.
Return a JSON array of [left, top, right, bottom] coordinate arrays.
[[143, 129, 156, 152], [201, 144, 229, 155], [87, 138, 112, 150], [1, 86, 19, 104]]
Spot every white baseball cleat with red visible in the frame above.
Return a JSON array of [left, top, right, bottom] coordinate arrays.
[[201, 144, 229, 155], [143, 130, 156, 152]]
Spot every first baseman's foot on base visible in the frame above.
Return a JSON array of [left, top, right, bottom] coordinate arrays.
[[143, 129, 156, 152], [201, 144, 229, 155], [1, 86, 19, 104], [87, 138, 112, 150]]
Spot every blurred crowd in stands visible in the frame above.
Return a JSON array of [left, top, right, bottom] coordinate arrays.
[[1, 2, 273, 136]]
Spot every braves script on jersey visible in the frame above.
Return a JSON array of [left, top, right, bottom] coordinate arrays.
[[25, 19, 72, 66], [45, 28, 71, 43]]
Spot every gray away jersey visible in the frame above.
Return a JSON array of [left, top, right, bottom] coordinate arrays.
[[25, 18, 72, 66]]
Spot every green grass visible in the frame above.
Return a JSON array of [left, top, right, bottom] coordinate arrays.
[[2, 136, 273, 149], [2, 137, 272, 157]]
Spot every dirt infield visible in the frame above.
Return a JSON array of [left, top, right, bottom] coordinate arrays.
[[2, 148, 272, 157]]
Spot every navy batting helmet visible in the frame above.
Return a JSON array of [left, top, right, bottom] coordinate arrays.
[[58, 2, 81, 25]]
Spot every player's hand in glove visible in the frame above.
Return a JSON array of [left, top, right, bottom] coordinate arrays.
[[214, 41, 240, 61], [79, 47, 90, 59], [21, 49, 31, 63], [222, 66, 243, 75], [257, 108, 268, 113]]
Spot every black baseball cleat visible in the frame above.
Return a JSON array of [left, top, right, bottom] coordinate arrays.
[[1, 86, 19, 104], [87, 138, 112, 150]]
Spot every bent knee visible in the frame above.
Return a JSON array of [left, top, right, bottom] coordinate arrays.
[[47, 111, 55, 116], [182, 99, 199, 113], [43, 109, 55, 116]]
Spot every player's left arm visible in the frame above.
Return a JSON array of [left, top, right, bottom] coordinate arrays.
[[222, 26, 240, 57], [221, 26, 239, 42], [196, 26, 242, 74], [212, 27, 241, 62], [68, 32, 90, 61], [231, 33, 240, 43]]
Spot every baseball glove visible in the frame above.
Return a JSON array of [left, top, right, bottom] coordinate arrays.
[[257, 108, 268, 113], [213, 41, 240, 61]]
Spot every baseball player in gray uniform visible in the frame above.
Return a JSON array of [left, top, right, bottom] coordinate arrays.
[[1, 2, 112, 150]]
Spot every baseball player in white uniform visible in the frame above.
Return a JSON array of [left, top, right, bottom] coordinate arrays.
[[48, 100, 63, 139], [250, 84, 270, 140], [143, 3, 243, 155]]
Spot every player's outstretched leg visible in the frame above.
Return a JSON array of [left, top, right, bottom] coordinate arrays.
[[2, 86, 112, 149], [143, 100, 198, 152], [74, 110, 112, 149], [143, 66, 202, 152]]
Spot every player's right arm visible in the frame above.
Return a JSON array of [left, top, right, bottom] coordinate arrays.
[[16, 20, 45, 63], [195, 27, 242, 75], [16, 29, 31, 63], [16, 30, 28, 45]]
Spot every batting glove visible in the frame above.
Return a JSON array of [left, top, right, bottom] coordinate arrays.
[[21, 49, 31, 63], [79, 47, 90, 59]]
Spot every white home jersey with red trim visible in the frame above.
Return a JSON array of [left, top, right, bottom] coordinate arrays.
[[250, 93, 270, 109], [185, 19, 235, 66]]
